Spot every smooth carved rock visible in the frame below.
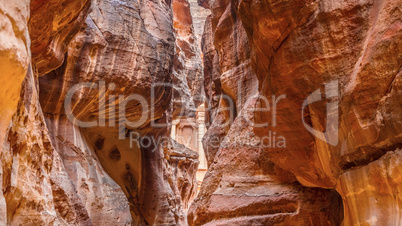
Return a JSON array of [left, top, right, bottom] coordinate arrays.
[[2, 0, 198, 224], [201, 2, 258, 166], [39, 0, 175, 222], [2, 0, 400, 224], [0, 0, 134, 224], [189, 0, 400, 224], [202, 15, 221, 130], [238, 0, 401, 224], [37, 0, 200, 224], [2, 67, 132, 225], [0, 0, 31, 148], [191, 0, 340, 223], [337, 147, 402, 225], [190, 95, 343, 225], [29, 0, 91, 76]]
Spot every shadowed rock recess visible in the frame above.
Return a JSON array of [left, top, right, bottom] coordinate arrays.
[[0, 0, 400, 225]]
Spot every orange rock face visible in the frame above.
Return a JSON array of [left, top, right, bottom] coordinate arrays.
[[1, 0, 96, 224], [240, 0, 401, 224], [36, 0, 200, 224], [191, 0, 402, 225], [0, 0, 31, 149], [1, 0, 401, 224], [29, 0, 91, 75], [189, 0, 343, 224], [1, 0, 200, 224]]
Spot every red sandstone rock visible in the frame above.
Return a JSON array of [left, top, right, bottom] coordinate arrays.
[[190, 0, 401, 225], [239, 0, 401, 223], [0, 0, 32, 150], [190, 96, 343, 225], [37, 0, 200, 224], [172, 0, 204, 117], [191, 0, 401, 225], [0, 0, 93, 224], [2, 71, 131, 225], [29, 0, 91, 76], [1, 0, 401, 225], [164, 139, 199, 224], [1, 0, 200, 224], [201, 1, 258, 166]]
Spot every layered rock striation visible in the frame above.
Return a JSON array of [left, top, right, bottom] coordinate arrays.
[[172, 0, 205, 117], [0, 0, 401, 225], [191, 0, 402, 225], [1, 0, 200, 224], [189, 0, 343, 224], [239, 0, 401, 224]]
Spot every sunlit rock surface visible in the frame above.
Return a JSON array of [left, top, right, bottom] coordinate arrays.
[[0, 0, 400, 224], [1, 0, 200, 224], [189, 0, 343, 224], [0, 0, 31, 149], [191, 0, 401, 225], [189, 96, 343, 225], [38, 0, 200, 224], [240, 0, 401, 224]]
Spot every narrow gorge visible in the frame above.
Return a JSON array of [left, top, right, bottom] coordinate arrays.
[[0, 0, 401, 225]]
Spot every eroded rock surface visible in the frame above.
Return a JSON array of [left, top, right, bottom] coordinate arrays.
[[172, 0, 204, 117], [192, 0, 402, 225], [164, 139, 199, 224], [189, 96, 343, 225], [38, 0, 200, 224], [239, 0, 401, 224], [0, 0, 31, 149], [1, 0, 401, 224], [189, 0, 343, 224], [0, 0, 94, 224], [29, 0, 91, 76], [1, 0, 200, 224], [188, 0, 210, 49]]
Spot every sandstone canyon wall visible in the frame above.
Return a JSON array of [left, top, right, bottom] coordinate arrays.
[[172, 0, 204, 117], [0, 0, 401, 225], [240, 0, 401, 224], [1, 0, 200, 225], [190, 0, 401, 225], [189, 0, 343, 224]]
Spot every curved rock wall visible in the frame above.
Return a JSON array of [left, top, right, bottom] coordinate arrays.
[[1, 0, 200, 224], [0, 0, 32, 150], [189, 0, 343, 224], [0, 0, 93, 224], [29, 0, 91, 76], [239, 0, 401, 224], [37, 0, 200, 224], [172, 0, 204, 117], [1, 0, 400, 225], [192, 0, 402, 225]]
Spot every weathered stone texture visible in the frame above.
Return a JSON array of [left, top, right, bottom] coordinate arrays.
[[1, 0, 401, 225], [191, 0, 402, 225], [1, 0, 200, 224]]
